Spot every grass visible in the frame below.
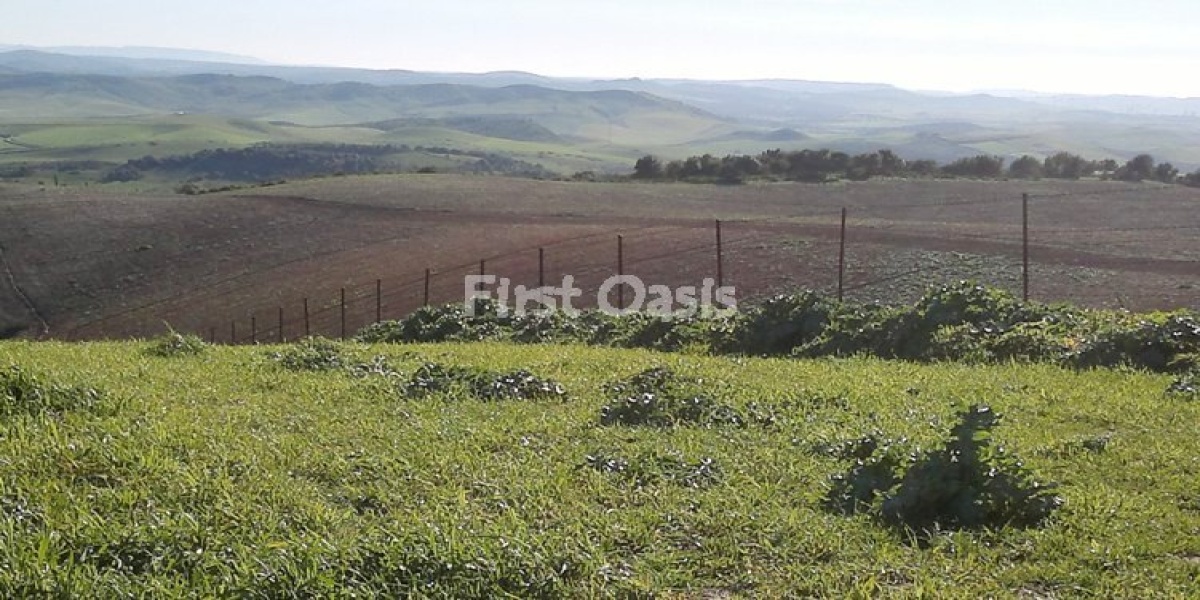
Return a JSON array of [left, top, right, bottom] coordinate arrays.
[[0, 339, 1197, 596], [0, 116, 636, 177]]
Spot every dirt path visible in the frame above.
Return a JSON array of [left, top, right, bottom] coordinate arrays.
[[0, 239, 49, 337]]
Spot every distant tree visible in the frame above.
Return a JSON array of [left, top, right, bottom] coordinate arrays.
[[1184, 169, 1200, 188], [1042, 152, 1087, 179], [101, 164, 143, 183], [1008, 155, 1043, 179], [785, 149, 844, 182], [716, 154, 759, 184], [877, 149, 905, 177], [906, 159, 941, 177], [848, 152, 881, 180], [632, 155, 663, 180], [757, 149, 789, 177], [664, 160, 684, 180], [942, 155, 1005, 178], [1116, 154, 1155, 182], [1154, 162, 1179, 183], [731, 154, 761, 176], [1095, 158, 1120, 178]]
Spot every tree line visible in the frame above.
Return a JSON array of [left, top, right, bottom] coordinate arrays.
[[632, 149, 1200, 187], [100, 143, 556, 185]]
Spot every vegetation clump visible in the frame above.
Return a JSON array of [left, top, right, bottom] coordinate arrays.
[[825, 406, 1062, 537], [1167, 373, 1198, 399], [267, 337, 351, 372], [400, 362, 566, 401], [632, 148, 1196, 186], [144, 331, 208, 358], [598, 367, 769, 428], [583, 450, 723, 489], [0, 365, 113, 417], [358, 299, 718, 351], [361, 282, 1200, 374]]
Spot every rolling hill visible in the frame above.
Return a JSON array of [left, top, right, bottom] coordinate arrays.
[[3, 47, 1200, 172]]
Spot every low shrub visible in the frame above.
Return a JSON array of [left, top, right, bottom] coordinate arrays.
[[825, 405, 1062, 537], [1071, 314, 1200, 372], [356, 299, 505, 344], [357, 282, 1200, 374], [598, 367, 763, 428], [400, 363, 567, 401], [267, 337, 351, 372], [145, 331, 208, 358]]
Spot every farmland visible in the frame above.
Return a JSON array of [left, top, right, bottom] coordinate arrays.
[[0, 175, 1196, 341], [4, 27, 1200, 600], [0, 339, 1197, 596]]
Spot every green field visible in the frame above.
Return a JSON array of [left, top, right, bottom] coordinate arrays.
[[0, 115, 644, 184], [1, 338, 1197, 597]]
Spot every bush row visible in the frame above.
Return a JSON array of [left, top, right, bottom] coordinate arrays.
[[357, 282, 1200, 374]]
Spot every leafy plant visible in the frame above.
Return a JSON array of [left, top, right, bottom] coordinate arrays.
[[583, 450, 723, 489], [825, 406, 1062, 537], [1167, 373, 1198, 399], [0, 365, 114, 417], [347, 355, 401, 379], [267, 337, 351, 372], [357, 284, 1200, 374], [599, 367, 757, 428], [144, 331, 208, 358], [400, 363, 567, 401]]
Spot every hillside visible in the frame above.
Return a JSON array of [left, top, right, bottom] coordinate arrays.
[[1, 176, 1195, 341], [4, 49, 1200, 169], [0, 339, 1196, 596], [0, 72, 718, 130], [0, 71, 734, 172]]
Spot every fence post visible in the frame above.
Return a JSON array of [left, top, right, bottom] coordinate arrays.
[[538, 247, 545, 289], [617, 235, 625, 310], [838, 207, 847, 302], [251, 316, 257, 345], [1022, 193, 1030, 302], [340, 288, 347, 341], [424, 269, 432, 306], [376, 279, 383, 324], [303, 298, 310, 337], [278, 307, 285, 343], [715, 220, 724, 289]]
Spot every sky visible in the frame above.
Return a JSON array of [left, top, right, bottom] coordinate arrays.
[[6, 0, 1200, 97]]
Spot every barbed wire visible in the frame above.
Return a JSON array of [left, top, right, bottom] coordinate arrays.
[[39, 183, 1194, 341]]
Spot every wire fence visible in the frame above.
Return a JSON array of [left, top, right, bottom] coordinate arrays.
[[57, 185, 1199, 344]]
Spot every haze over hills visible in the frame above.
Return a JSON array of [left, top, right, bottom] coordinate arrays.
[[0, 45, 266, 64], [2, 45, 1200, 170]]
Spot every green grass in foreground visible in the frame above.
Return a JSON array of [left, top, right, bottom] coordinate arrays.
[[0, 340, 1198, 597]]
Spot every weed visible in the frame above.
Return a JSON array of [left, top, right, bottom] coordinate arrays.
[[598, 367, 755, 428], [267, 337, 351, 372], [145, 331, 208, 358], [400, 362, 567, 401], [1168, 373, 1198, 398], [360, 283, 1200, 374], [0, 365, 113, 417], [583, 450, 723, 489], [826, 406, 1062, 537]]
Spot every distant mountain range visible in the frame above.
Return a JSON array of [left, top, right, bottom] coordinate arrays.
[[2, 46, 1199, 169], [0, 45, 266, 64]]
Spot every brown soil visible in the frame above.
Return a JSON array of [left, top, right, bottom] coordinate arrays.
[[0, 176, 1194, 341]]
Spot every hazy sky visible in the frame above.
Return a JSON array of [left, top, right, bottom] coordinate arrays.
[[7, 0, 1199, 96]]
